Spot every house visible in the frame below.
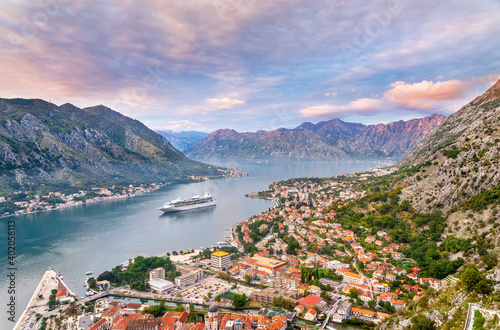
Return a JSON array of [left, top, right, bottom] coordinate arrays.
[[343, 272, 363, 285], [319, 278, 341, 292], [391, 300, 406, 310], [294, 305, 305, 314], [304, 308, 318, 322], [297, 284, 309, 294], [308, 285, 322, 295], [386, 274, 396, 282], [331, 301, 352, 323], [412, 267, 422, 274], [96, 280, 110, 291], [352, 307, 375, 321], [391, 252, 405, 260], [378, 292, 398, 302], [389, 243, 401, 250], [407, 273, 418, 282], [393, 267, 406, 277], [365, 236, 376, 243], [327, 260, 349, 270], [429, 278, 442, 290]]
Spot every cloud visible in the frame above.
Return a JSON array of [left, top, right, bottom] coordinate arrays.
[[0, 1, 499, 132], [301, 98, 384, 117], [206, 97, 246, 109], [145, 119, 206, 132], [383, 80, 469, 109], [301, 76, 500, 118]]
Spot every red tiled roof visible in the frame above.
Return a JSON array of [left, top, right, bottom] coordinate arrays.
[[300, 295, 323, 307]]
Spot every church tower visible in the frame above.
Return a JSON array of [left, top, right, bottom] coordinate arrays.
[[205, 305, 219, 330]]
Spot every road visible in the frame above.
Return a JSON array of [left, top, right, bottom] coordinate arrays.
[[338, 243, 374, 301]]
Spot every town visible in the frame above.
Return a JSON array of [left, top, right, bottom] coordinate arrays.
[[0, 167, 246, 218], [18, 167, 455, 330]]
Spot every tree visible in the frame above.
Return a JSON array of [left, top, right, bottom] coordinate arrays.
[[287, 236, 300, 255], [97, 271, 115, 282], [174, 305, 186, 312], [141, 302, 167, 317], [368, 300, 376, 309], [232, 293, 247, 308], [189, 303, 194, 315], [214, 294, 222, 302], [411, 314, 434, 330], [349, 288, 358, 299], [245, 275, 251, 284], [88, 278, 97, 289], [460, 268, 492, 294], [207, 292, 212, 299], [65, 302, 77, 316]]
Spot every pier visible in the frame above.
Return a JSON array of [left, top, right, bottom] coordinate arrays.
[[14, 269, 74, 330]]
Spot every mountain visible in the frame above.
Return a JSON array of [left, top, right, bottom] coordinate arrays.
[[400, 78, 500, 215], [186, 128, 348, 161], [156, 130, 208, 151], [0, 98, 222, 191], [186, 115, 446, 161]]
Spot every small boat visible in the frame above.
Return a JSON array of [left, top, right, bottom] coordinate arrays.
[[85, 271, 93, 275]]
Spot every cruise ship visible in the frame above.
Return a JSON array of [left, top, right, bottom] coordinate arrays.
[[158, 193, 216, 213]]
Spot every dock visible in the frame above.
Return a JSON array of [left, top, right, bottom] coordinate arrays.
[[13, 269, 75, 330]]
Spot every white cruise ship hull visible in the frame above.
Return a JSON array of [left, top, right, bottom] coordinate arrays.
[[158, 200, 216, 213]]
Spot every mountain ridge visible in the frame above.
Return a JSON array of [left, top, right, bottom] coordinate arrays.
[[0, 98, 221, 192], [186, 115, 446, 161], [156, 130, 208, 151]]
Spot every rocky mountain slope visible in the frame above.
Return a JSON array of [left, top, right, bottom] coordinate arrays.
[[156, 130, 208, 151], [400, 78, 500, 217], [0, 98, 221, 191], [186, 115, 446, 161]]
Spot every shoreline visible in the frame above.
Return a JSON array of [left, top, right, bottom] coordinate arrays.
[[0, 183, 169, 221], [1, 170, 248, 221]]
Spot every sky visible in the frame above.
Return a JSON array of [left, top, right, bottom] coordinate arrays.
[[1, 0, 499, 133]]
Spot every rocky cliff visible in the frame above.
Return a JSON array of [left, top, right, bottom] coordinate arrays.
[[401, 78, 500, 216]]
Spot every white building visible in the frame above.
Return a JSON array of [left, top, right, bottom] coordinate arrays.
[[326, 260, 350, 270], [211, 251, 231, 271], [148, 278, 174, 293], [150, 267, 165, 281], [175, 270, 203, 287]]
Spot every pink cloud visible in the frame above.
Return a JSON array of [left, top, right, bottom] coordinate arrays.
[[301, 75, 500, 118], [301, 98, 384, 117], [383, 79, 469, 109], [206, 97, 246, 109]]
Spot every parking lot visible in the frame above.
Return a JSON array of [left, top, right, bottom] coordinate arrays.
[[165, 276, 233, 304]]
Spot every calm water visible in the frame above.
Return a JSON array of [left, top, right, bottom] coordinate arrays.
[[0, 160, 385, 329]]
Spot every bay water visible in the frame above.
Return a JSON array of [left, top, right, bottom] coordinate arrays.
[[0, 160, 386, 329]]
